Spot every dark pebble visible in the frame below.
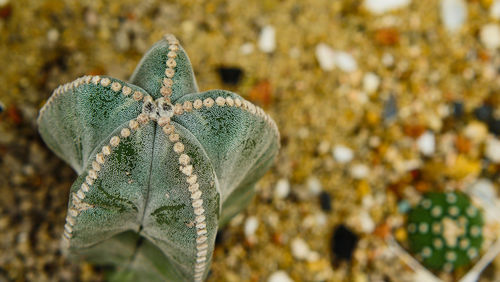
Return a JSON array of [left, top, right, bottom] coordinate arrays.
[[330, 224, 358, 262], [217, 66, 243, 85], [215, 229, 229, 246], [0, 4, 12, 20], [452, 101, 464, 118], [488, 119, 500, 136], [319, 191, 332, 211], [383, 94, 398, 123], [474, 104, 493, 122], [0, 102, 4, 113]]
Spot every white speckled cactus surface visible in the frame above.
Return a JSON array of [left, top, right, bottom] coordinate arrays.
[[37, 34, 280, 282]]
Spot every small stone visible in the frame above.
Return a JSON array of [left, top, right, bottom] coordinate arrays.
[[307, 177, 322, 196], [47, 28, 59, 43], [0, 101, 4, 113], [268, 271, 294, 282], [383, 94, 398, 122], [491, 0, 500, 19], [258, 25, 276, 53], [334, 51, 358, 73], [240, 42, 254, 55], [315, 46, 357, 72], [485, 136, 500, 163], [364, 0, 411, 14], [362, 72, 380, 94], [244, 216, 259, 238], [398, 200, 411, 213], [359, 211, 375, 233], [464, 121, 488, 143], [274, 178, 290, 199], [440, 0, 467, 32], [417, 131, 435, 156], [474, 104, 493, 122], [291, 238, 312, 260], [217, 66, 243, 85], [374, 28, 400, 46], [249, 80, 272, 107], [315, 43, 336, 71], [452, 101, 464, 117], [381, 52, 394, 67], [333, 145, 354, 163], [468, 179, 496, 203], [350, 164, 370, 179], [331, 224, 358, 261], [480, 24, 500, 49], [488, 118, 500, 135], [319, 191, 332, 211]]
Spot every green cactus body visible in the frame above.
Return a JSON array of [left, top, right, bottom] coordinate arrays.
[[406, 191, 484, 273], [37, 34, 280, 282]]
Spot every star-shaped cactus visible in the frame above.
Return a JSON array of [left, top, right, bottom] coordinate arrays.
[[37, 34, 280, 282]]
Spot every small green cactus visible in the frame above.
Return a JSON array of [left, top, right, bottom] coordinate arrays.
[[406, 191, 484, 273], [37, 34, 279, 282]]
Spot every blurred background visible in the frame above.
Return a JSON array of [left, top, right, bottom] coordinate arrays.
[[2, 0, 500, 281]]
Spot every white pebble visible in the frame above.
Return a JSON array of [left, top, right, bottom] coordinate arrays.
[[440, 0, 467, 32], [491, 0, 500, 19], [359, 211, 375, 233], [468, 178, 498, 222], [244, 216, 259, 238], [364, 0, 411, 14], [315, 43, 336, 71], [480, 24, 500, 49], [274, 178, 290, 199], [291, 238, 311, 260], [350, 164, 370, 179], [268, 271, 294, 282], [258, 25, 276, 53], [468, 178, 496, 202], [315, 212, 328, 227], [486, 136, 500, 163], [240, 42, 254, 55], [334, 51, 358, 72], [333, 145, 354, 163], [315, 45, 357, 72], [381, 52, 394, 67], [417, 131, 435, 156], [307, 177, 322, 196], [47, 28, 59, 43], [464, 122, 487, 143], [363, 72, 380, 94]]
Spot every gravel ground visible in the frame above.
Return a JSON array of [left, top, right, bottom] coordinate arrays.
[[2, 0, 500, 281]]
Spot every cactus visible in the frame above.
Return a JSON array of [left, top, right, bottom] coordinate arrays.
[[406, 191, 484, 273], [37, 34, 280, 282]]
